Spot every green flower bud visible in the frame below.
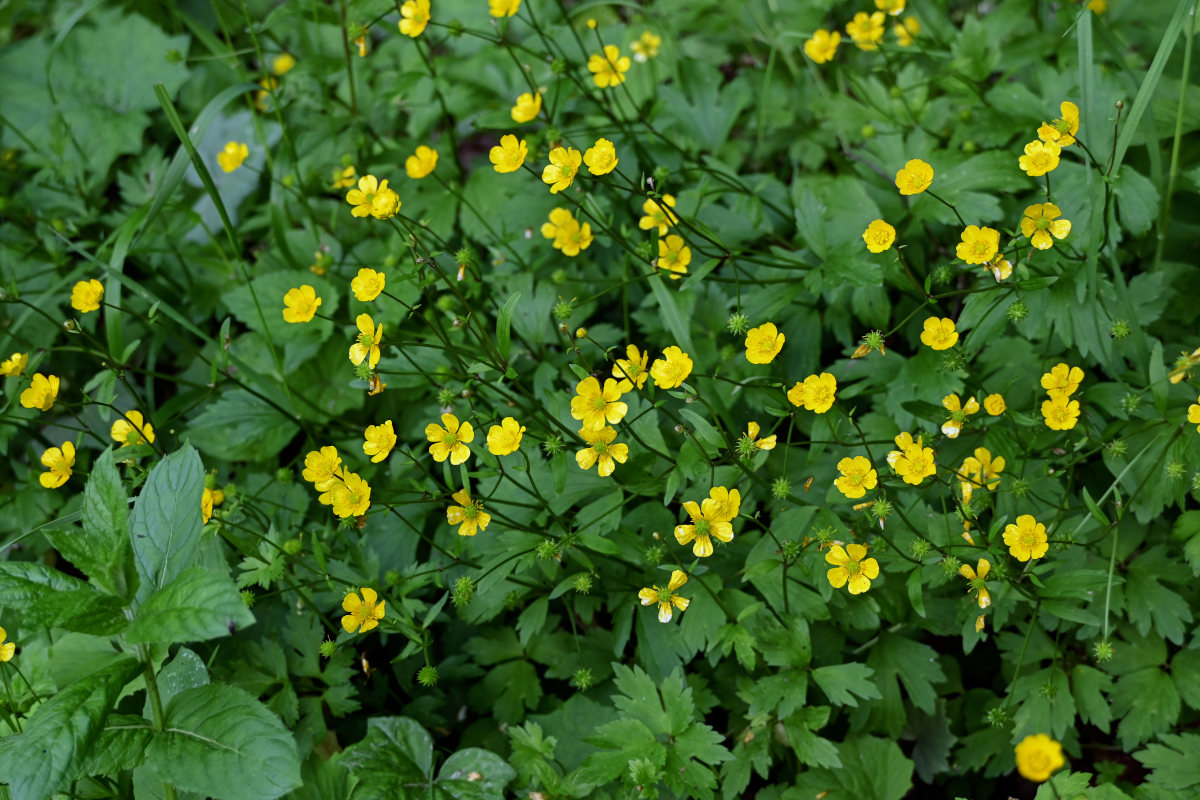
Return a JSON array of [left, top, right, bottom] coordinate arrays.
[[645, 543, 665, 565], [1007, 301, 1029, 321], [770, 477, 791, 499], [452, 575, 475, 608], [536, 538, 561, 561], [240, 589, 256, 607], [573, 573, 593, 594], [542, 435, 565, 456], [1092, 639, 1115, 662], [910, 538, 931, 560], [319, 639, 336, 659], [939, 555, 962, 576], [985, 706, 1011, 729], [726, 312, 750, 336], [417, 665, 440, 686], [283, 538, 303, 555], [1110, 319, 1131, 339], [572, 667, 594, 690]]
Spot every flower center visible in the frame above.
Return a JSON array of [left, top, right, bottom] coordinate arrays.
[[444, 433, 459, 447], [695, 519, 711, 538], [463, 505, 479, 520], [1020, 530, 1036, 547], [359, 333, 375, 347], [591, 396, 607, 411], [656, 586, 673, 603], [1035, 217, 1052, 230], [845, 560, 861, 575], [1054, 119, 1070, 133], [561, 165, 575, 179]]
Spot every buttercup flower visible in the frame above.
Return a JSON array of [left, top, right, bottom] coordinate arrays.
[[787, 372, 837, 413], [587, 45, 631, 88], [958, 558, 992, 608], [984, 393, 1006, 415], [1021, 204, 1072, 250], [1004, 514, 1049, 561], [271, 53, 295, 75], [889, 433, 936, 484], [1, 352, 27, 377], [329, 472, 371, 518], [632, 31, 661, 61], [1019, 140, 1061, 177], [21, 373, 60, 412], [71, 279, 104, 313], [744, 323, 785, 364], [303, 446, 342, 491], [332, 165, 357, 189], [487, 417, 525, 455], [961, 447, 1004, 491], [894, 16, 920, 46], [447, 489, 491, 536], [489, 135, 528, 173], [489, 0, 520, 17], [863, 220, 896, 253], [1042, 395, 1080, 430], [202, 487, 215, 523], [0, 626, 15, 662], [541, 208, 593, 256], [1038, 101, 1079, 147], [39, 441, 75, 489], [639, 195, 677, 235], [638, 570, 689, 623], [656, 235, 691, 279], [826, 543, 880, 594], [541, 147, 583, 194], [405, 145, 438, 179], [876, 0, 905, 14], [349, 313, 383, 370], [283, 285, 322, 323], [575, 425, 628, 477], [846, 11, 886, 50], [346, 175, 400, 219], [987, 253, 1013, 281], [835, 456, 877, 499], [804, 29, 841, 63], [895, 158, 934, 195], [363, 420, 396, 463], [254, 75, 277, 112], [650, 345, 693, 389], [351, 269, 386, 302], [706, 486, 741, 522], [112, 410, 155, 447], [920, 316, 958, 350], [341, 587, 385, 633], [674, 492, 735, 557], [1015, 734, 1065, 783], [1041, 363, 1084, 398], [217, 141, 248, 173], [941, 394, 980, 438], [1189, 396, 1200, 432], [956, 226, 1000, 265], [511, 91, 542, 123], [426, 413, 474, 465], [613, 344, 650, 390], [741, 421, 777, 453], [571, 376, 629, 431], [398, 0, 430, 37], [584, 138, 618, 175]]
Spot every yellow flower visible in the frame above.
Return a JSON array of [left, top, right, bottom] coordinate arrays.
[[349, 313, 383, 370], [845, 11, 886, 50], [271, 53, 295, 75], [958, 559, 991, 609], [283, 285, 322, 323], [674, 492, 735, 557], [346, 175, 400, 219], [1041, 363, 1084, 399], [1, 352, 28, 377], [303, 446, 343, 491], [1021, 204, 1072, 250], [587, 44, 631, 88], [20, 373, 59, 412], [941, 393, 980, 438], [889, 434, 936, 485], [1015, 734, 1065, 783], [638, 570, 689, 623], [956, 225, 1000, 265], [639, 195, 678, 235], [489, 134, 527, 173], [511, 91, 542, 123], [405, 145, 438, 179], [112, 410, 155, 447], [351, 269, 386, 303], [332, 165, 357, 188], [71, 279, 104, 313], [447, 489, 491, 536], [804, 29, 841, 63], [487, 417, 526, 455], [984, 393, 1006, 415], [1085, 0, 1106, 12], [541, 147, 582, 194], [744, 322, 785, 364], [583, 138, 618, 175], [217, 141, 249, 173], [961, 447, 1004, 491], [341, 587, 385, 633], [656, 235, 691, 279], [1169, 346, 1200, 384], [835, 456, 877, 499], [787, 372, 837, 413], [354, 32, 368, 57], [398, 0, 430, 37], [894, 16, 919, 46], [706, 486, 741, 522], [1042, 395, 1080, 430], [650, 345, 693, 389], [1019, 140, 1061, 177], [1189, 396, 1200, 432], [894, 158, 934, 195], [1038, 101, 1079, 147], [863, 219, 895, 253], [330, 472, 371, 518], [613, 344, 650, 390], [742, 421, 777, 452], [987, 253, 1013, 281], [0, 626, 15, 662], [254, 75, 278, 112], [571, 376, 629, 431], [575, 425, 628, 477], [825, 543, 880, 594], [39, 441, 75, 489], [875, 0, 905, 14], [920, 316, 958, 350], [488, 0, 520, 17], [363, 420, 396, 463], [632, 31, 661, 61], [202, 487, 214, 523], [1004, 514, 1049, 561], [540, 208, 594, 257], [426, 413, 474, 465]]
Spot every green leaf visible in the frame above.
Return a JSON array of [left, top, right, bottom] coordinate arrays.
[[155, 646, 210, 709], [0, 657, 140, 800], [0, 561, 126, 634], [647, 276, 696, 355], [1171, 649, 1200, 711], [82, 713, 154, 777], [144, 683, 301, 800], [130, 443, 205, 604], [1071, 665, 1113, 732], [1134, 733, 1200, 791], [856, 633, 946, 735], [435, 748, 517, 800], [579, 718, 661, 786], [46, 447, 133, 597], [1124, 546, 1193, 645], [1113, 167, 1160, 237], [1111, 668, 1180, 749], [340, 717, 432, 798], [496, 291, 522, 362], [126, 566, 255, 643], [812, 662, 883, 707], [186, 390, 300, 463]]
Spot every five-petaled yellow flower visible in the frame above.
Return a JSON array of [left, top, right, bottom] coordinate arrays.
[[674, 489, 736, 558], [346, 175, 400, 219], [541, 208, 594, 256], [1004, 514, 1048, 561], [303, 446, 343, 491], [1041, 363, 1084, 399], [112, 410, 155, 447], [489, 134, 527, 173], [20, 373, 60, 412], [39, 441, 75, 489], [1021, 204, 1072, 250], [650, 345, 693, 389], [342, 587, 385, 633], [1, 352, 28, 377], [941, 393, 980, 438], [283, 285, 322, 323], [845, 11, 885, 50], [0, 626, 15, 662], [511, 91, 542, 123], [888, 432, 936, 485], [427, 413, 474, 465], [1019, 140, 1061, 177], [961, 447, 1004, 490], [1041, 395, 1080, 430], [405, 145, 438, 179], [447, 489, 491, 536], [71, 279, 104, 314], [835, 456, 877, 499], [349, 313, 383, 370], [328, 472, 371, 518], [958, 559, 992, 608], [398, 0, 430, 37], [587, 44, 631, 88], [920, 316, 958, 350], [826, 543, 880, 594], [984, 393, 1006, 415], [804, 29, 840, 63], [488, 0, 520, 17], [541, 147, 583, 194], [487, 417, 525, 456], [217, 141, 248, 173], [956, 226, 1000, 265], [584, 138, 618, 175], [1015, 734, 1065, 783], [632, 31, 661, 61], [639, 195, 677, 235], [363, 421, 396, 463], [863, 220, 895, 253], [638, 569, 689, 623], [575, 425, 628, 477], [656, 235, 691, 279], [351, 268, 386, 302], [894, 158, 933, 195], [571, 376, 629, 431], [332, 165, 357, 189], [613, 344, 650, 390], [742, 421, 777, 452], [787, 372, 837, 413], [744, 322, 785, 364], [1038, 101, 1079, 147]]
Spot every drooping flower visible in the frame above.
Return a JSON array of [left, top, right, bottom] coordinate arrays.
[[638, 570, 689, 623], [650, 345, 693, 389], [349, 313, 383, 370], [427, 413, 474, 465], [863, 220, 895, 253], [632, 31, 661, 61], [825, 543, 880, 594], [1041, 363, 1084, 399], [303, 447, 343, 491], [1021, 204, 1072, 250], [217, 142, 249, 173], [920, 317, 958, 350], [1038, 101, 1079, 147], [446, 489, 491, 536], [656, 235, 691, 279], [587, 45, 631, 88], [845, 11, 886, 50], [958, 558, 992, 608], [341, 587, 385, 633], [283, 285, 322, 323], [112, 410, 155, 447], [804, 29, 841, 64], [894, 158, 934, 195], [398, 0, 430, 37], [330, 472, 371, 518], [489, 0, 520, 17], [575, 425, 628, 477], [1019, 140, 1061, 177], [487, 417, 526, 455], [363, 421, 396, 463], [961, 447, 1005, 490], [571, 376, 629, 431], [956, 226, 1000, 265], [1015, 734, 1065, 783], [984, 393, 1006, 415], [674, 492, 735, 557], [511, 91, 542, 123], [741, 421, 777, 452], [1003, 514, 1049, 561], [787, 372, 837, 413], [71, 279, 104, 313], [0, 626, 15, 662], [489, 134, 528, 173], [405, 145, 438, 179], [894, 16, 920, 46], [613, 344, 650, 390], [20, 373, 59, 412], [584, 138, 618, 175], [1, 352, 27, 377], [941, 393, 980, 438], [541, 147, 583, 194], [638, 195, 677, 235], [39, 441, 75, 489], [351, 269, 386, 302], [1041, 395, 1080, 430], [834, 456, 877, 499]]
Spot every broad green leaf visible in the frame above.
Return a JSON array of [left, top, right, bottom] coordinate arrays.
[[154, 647, 211, 710], [1072, 665, 1113, 732], [1111, 668, 1180, 749], [46, 447, 133, 597], [339, 716, 433, 798], [126, 566, 255, 644], [1134, 733, 1200, 791], [496, 291, 522, 362], [186, 390, 300, 462], [435, 748, 517, 800], [130, 443, 205, 604], [812, 662, 883, 707], [82, 714, 154, 777], [0, 561, 126, 635]]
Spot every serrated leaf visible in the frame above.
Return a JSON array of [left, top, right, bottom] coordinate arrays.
[[1134, 733, 1200, 790], [1071, 665, 1113, 732], [46, 447, 133, 597], [1111, 668, 1180, 749], [126, 566, 254, 644], [0, 561, 126, 634], [82, 714, 154, 777], [812, 662, 882, 707], [435, 748, 517, 800], [186, 390, 299, 463], [129, 444, 205, 604], [340, 717, 433, 798]]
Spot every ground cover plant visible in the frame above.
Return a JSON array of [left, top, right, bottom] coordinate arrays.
[[1, 0, 1200, 797]]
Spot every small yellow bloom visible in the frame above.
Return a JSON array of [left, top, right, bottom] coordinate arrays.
[[632, 31, 661, 62], [984, 393, 1006, 416], [354, 32, 368, 57], [202, 487, 214, 523], [845, 11, 886, 50], [742, 421, 777, 452], [1041, 363, 1084, 399], [571, 376, 629, 431], [254, 75, 278, 112], [447, 489, 491, 536], [332, 165, 357, 189], [888, 433, 936, 485], [920, 316, 958, 350], [351, 268, 386, 302], [895, 158, 934, 195], [1021, 203, 1072, 250], [650, 345, 693, 389], [587, 44, 631, 88], [511, 91, 542, 123], [787, 372, 837, 413], [638, 570, 689, 623], [489, 134, 527, 173], [1004, 514, 1049, 561], [71, 279, 104, 313], [329, 472, 371, 518], [613, 344, 650, 390], [639, 195, 677, 235], [1019, 140, 1061, 177], [583, 138, 618, 176], [303, 447, 343, 491], [349, 313, 383, 370], [1189, 396, 1200, 432], [825, 543, 880, 594], [804, 29, 841, 63], [398, 0, 430, 37], [217, 141, 249, 173], [363, 420, 396, 463], [1038, 101, 1079, 147], [488, 0, 520, 17], [39, 441, 75, 489], [987, 253, 1013, 281], [876, 0, 905, 14], [674, 492, 735, 557], [834, 456, 877, 499], [956, 225, 1000, 265], [961, 447, 1005, 491], [575, 425, 628, 477], [863, 219, 895, 253], [341, 587, 385, 633], [426, 413, 474, 465], [744, 322, 785, 364], [20, 373, 59, 412], [112, 410, 155, 447], [894, 16, 919, 46], [405, 145, 438, 179], [541, 147, 583, 194], [271, 53, 296, 75], [283, 284, 322, 323], [940, 393, 980, 439], [656, 235, 691, 279], [0, 626, 15, 662], [346, 175, 400, 219], [487, 417, 525, 455], [1015, 734, 1065, 783], [1, 352, 28, 377], [1042, 395, 1080, 431], [540, 208, 593, 256], [958, 558, 992, 609]]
